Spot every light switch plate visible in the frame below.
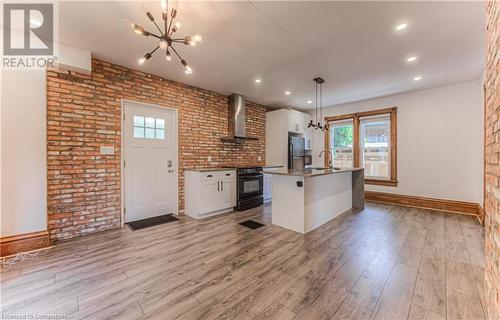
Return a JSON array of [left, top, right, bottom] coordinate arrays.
[[208, 156, 212, 162], [258, 156, 262, 161], [100, 146, 115, 155]]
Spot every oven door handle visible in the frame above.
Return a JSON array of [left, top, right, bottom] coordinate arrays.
[[239, 175, 263, 179]]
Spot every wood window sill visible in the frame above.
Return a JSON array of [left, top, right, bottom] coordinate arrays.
[[365, 179, 398, 187]]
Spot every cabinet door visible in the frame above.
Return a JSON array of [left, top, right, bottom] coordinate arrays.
[[303, 114, 312, 149], [263, 173, 272, 201], [220, 178, 236, 209], [287, 111, 299, 132], [303, 114, 310, 133], [297, 112, 304, 132], [199, 180, 220, 214]]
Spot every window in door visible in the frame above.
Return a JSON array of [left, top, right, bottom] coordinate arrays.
[[133, 116, 166, 140], [329, 119, 354, 168], [324, 107, 397, 187]]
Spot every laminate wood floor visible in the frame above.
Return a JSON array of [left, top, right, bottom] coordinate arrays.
[[0, 202, 486, 320]]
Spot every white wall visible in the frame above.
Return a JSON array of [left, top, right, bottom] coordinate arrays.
[[1, 70, 47, 237], [54, 44, 92, 74], [311, 80, 483, 204]]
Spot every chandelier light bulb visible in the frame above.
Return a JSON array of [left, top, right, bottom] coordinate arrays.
[[159, 40, 168, 49], [160, 0, 167, 11], [192, 35, 202, 42], [189, 40, 196, 46], [133, 24, 145, 35], [138, 52, 152, 65], [181, 59, 192, 73], [166, 50, 172, 61], [175, 22, 181, 29]]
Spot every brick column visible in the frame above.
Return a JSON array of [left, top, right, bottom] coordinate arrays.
[[484, 1, 500, 319]]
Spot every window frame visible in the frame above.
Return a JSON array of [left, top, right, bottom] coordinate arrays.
[[324, 107, 398, 187]]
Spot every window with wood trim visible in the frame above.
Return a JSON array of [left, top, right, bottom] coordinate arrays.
[[324, 107, 398, 187]]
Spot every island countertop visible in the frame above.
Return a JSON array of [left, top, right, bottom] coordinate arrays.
[[262, 167, 364, 177]]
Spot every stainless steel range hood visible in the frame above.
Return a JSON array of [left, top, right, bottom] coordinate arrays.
[[221, 94, 258, 142]]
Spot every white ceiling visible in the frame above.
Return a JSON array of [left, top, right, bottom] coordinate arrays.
[[59, 1, 485, 110]]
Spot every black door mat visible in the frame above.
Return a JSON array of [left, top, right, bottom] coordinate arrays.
[[239, 220, 265, 230], [127, 214, 179, 231]]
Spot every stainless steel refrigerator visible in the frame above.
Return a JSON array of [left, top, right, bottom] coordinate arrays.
[[288, 133, 305, 170]]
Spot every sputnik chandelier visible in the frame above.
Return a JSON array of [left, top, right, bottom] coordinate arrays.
[[126, 0, 201, 74], [308, 77, 329, 131]]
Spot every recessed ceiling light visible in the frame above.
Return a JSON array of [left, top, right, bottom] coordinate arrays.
[[307, 100, 312, 104], [395, 23, 408, 31], [285, 91, 291, 95], [413, 76, 422, 81], [407, 56, 417, 62], [255, 79, 261, 83]]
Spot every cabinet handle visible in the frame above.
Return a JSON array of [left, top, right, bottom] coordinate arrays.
[[217, 181, 220, 192], [221, 181, 224, 191], [225, 173, 231, 176], [207, 174, 213, 178]]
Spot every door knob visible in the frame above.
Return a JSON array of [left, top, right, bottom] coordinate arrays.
[[168, 169, 175, 173]]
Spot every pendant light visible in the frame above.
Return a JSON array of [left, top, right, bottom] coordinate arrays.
[[307, 77, 329, 131]]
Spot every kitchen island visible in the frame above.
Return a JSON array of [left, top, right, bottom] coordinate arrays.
[[262, 167, 364, 234]]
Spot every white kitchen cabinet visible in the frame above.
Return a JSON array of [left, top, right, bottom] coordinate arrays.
[[263, 173, 272, 202], [266, 109, 313, 168], [288, 111, 301, 132], [263, 167, 283, 202], [185, 170, 236, 219], [200, 180, 220, 214], [219, 176, 236, 209], [304, 114, 313, 150]]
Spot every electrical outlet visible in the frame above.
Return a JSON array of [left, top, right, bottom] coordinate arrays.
[[100, 146, 115, 155], [258, 156, 262, 161], [208, 156, 212, 162]]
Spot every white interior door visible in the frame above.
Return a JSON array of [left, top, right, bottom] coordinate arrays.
[[123, 101, 177, 222]]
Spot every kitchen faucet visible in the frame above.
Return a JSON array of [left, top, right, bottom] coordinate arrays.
[[318, 149, 334, 168]]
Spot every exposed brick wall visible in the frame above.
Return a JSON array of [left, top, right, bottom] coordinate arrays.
[[47, 59, 266, 240], [484, 1, 500, 319]]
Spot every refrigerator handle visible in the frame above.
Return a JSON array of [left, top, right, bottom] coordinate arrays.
[[290, 143, 294, 169]]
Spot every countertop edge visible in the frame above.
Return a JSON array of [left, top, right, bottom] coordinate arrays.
[[185, 168, 237, 172], [263, 168, 364, 177]]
